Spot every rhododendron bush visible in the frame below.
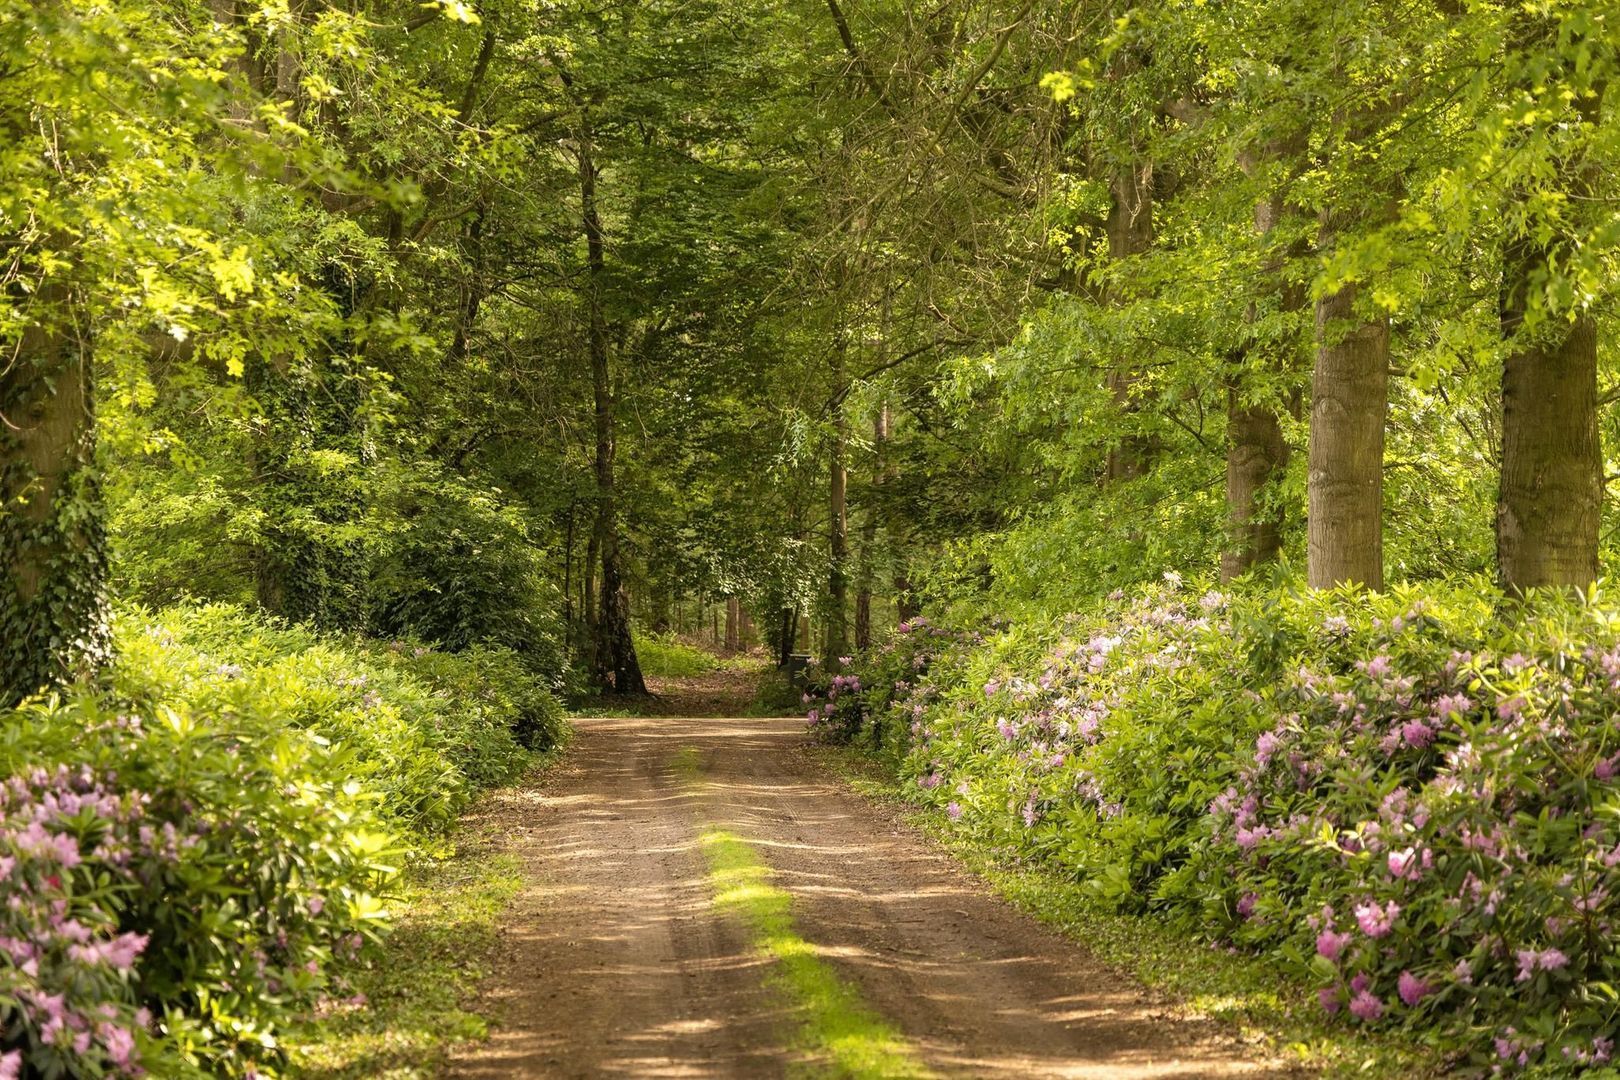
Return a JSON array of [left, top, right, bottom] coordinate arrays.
[[817, 581, 1620, 1070], [0, 603, 554, 1077]]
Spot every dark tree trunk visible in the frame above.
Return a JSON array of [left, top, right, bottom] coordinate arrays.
[[1, 276, 110, 708], [577, 105, 644, 695], [826, 344, 850, 662], [777, 606, 796, 667], [724, 596, 740, 652], [855, 404, 887, 650], [1104, 163, 1156, 482], [1223, 193, 1299, 580], [1308, 272, 1388, 590]]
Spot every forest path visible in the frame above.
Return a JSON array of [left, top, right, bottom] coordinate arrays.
[[446, 715, 1296, 1079]]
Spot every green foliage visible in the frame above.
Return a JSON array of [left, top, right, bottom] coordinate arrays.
[[633, 634, 720, 678], [1, 693, 394, 1078], [283, 834, 529, 1079], [113, 604, 551, 831], [839, 581, 1620, 1067], [0, 599, 559, 1077]]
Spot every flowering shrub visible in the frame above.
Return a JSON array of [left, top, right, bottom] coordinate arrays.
[[2, 695, 392, 1078], [802, 617, 965, 750], [1, 602, 563, 1077], [846, 580, 1620, 1071], [0, 764, 158, 1077]]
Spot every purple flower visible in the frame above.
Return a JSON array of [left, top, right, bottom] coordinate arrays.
[[1349, 990, 1384, 1022], [1387, 848, 1420, 880], [1397, 971, 1432, 1007], [1353, 899, 1399, 939], [946, 801, 963, 822], [1316, 929, 1352, 962], [1317, 987, 1340, 1014], [1361, 654, 1392, 680], [1400, 720, 1436, 749], [917, 772, 942, 790], [1236, 892, 1257, 918]]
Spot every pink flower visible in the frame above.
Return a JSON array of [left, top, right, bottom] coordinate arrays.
[[0, 1051, 19, 1080], [1387, 848, 1420, 880], [1397, 971, 1432, 1007], [1349, 990, 1384, 1022], [1353, 899, 1399, 938], [1316, 929, 1352, 962], [1400, 720, 1436, 749], [946, 801, 963, 821], [1317, 987, 1340, 1014], [1236, 892, 1257, 918]]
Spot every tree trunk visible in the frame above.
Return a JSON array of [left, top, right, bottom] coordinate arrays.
[[1104, 163, 1155, 481], [826, 345, 851, 662], [1498, 285, 1601, 591], [1222, 193, 1299, 581], [1223, 385, 1289, 580], [1495, 34, 1604, 592], [777, 606, 796, 667], [1308, 271, 1388, 590], [724, 596, 740, 652], [855, 404, 887, 650], [578, 111, 645, 694], [1, 275, 110, 708]]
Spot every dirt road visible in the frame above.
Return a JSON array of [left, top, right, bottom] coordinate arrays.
[[446, 715, 1294, 1079]]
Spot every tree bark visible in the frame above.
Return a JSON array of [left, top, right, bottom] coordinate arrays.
[[1495, 37, 1604, 592], [1498, 279, 1601, 591], [724, 595, 740, 652], [1, 274, 110, 708], [1222, 192, 1298, 581], [1104, 163, 1155, 481], [854, 403, 888, 650], [1307, 268, 1388, 590], [826, 343, 851, 662], [577, 107, 645, 694]]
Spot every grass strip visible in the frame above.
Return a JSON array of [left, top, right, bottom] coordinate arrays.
[[676, 747, 932, 1079]]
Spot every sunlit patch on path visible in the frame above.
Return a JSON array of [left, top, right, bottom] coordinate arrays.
[[446, 715, 1297, 1078], [678, 745, 932, 1077]]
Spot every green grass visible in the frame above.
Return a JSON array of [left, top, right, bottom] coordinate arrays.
[[283, 840, 523, 1079], [676, 747, 932, 1079], [285, 742, 570, 1078], [635, 635, 723, 677], [812, 746, 1443, 1080]]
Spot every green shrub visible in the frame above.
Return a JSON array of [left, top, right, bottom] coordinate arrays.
[[113, 604, 550, 832], [833, 581, 1620, 1071], [634, 635, 720, 678], [0, 693, 394, 1079], [1, 601, 567, 1077]]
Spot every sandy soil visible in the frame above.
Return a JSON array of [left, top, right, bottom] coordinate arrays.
[[445, 715, 1301, 1079]]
